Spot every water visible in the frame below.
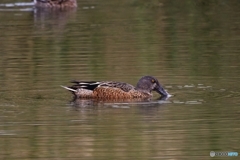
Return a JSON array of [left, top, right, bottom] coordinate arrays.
[[0, 0, 240, 159]]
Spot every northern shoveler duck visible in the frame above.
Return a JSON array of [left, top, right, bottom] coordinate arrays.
[[62, 76, 170, 99], [34, 0, 77, 8]]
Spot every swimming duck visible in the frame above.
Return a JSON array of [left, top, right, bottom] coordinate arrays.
[[62, 76, 170, 99]]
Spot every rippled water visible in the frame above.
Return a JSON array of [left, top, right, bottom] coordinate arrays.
[[0, 0, 240, 159]]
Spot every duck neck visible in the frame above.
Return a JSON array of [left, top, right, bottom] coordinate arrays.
[[135, 85, 152, 95]]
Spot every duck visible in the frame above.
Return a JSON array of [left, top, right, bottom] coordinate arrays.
[[61, 76, 170, 99], [34, 0, 77, 8]]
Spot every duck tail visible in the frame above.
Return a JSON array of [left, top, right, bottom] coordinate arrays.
[[60, 85, 77, 92]]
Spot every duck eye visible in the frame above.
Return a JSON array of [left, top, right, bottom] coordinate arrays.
[[151, 79, 155, 83]]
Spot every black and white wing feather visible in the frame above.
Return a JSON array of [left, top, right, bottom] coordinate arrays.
[[70, 81, 135, 92]]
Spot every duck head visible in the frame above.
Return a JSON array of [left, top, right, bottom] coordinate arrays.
[[136, 76, 169, 97]]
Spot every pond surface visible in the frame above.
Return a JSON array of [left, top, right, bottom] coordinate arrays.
[[0, 0, 240, 159]]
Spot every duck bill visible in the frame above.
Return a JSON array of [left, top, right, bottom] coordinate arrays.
[[155, 86, 169, 97]]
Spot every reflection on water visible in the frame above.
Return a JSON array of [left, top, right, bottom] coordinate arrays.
[[0, 0, 240, 159]]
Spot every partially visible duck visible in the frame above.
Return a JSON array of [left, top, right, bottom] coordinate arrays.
[[34, 0, 77, 8]]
